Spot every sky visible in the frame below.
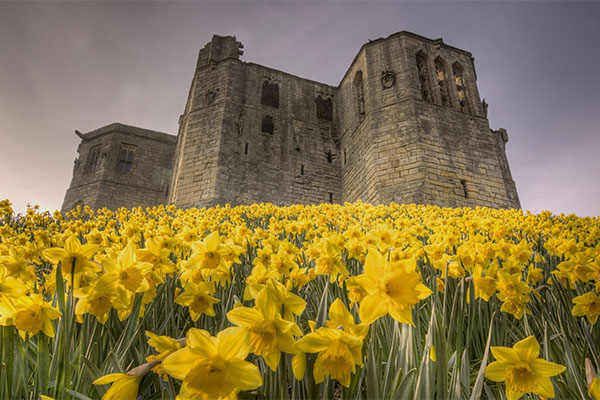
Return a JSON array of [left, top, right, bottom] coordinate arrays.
[[1, 1, 599, 217]]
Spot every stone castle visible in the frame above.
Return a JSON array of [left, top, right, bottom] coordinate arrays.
[[62, 31, 520, 212]]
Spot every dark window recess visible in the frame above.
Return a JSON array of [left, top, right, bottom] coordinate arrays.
[[315, 95, 333, 121], [261, 115, 274, 134], [435, 57, 450, 107], [84, 145, 101, 174], [325, 150, 333, 164], [329, 192, 333, 203], [165, 184, 169, 196], [261, 81, 279, 108], [354, 71, 365, 122], [301, 165, 304, 175], [453, 63, 470, 113], [343, 148, 347, 164], [117, 144, 136, 173], [416, 51, 433, 103], [244, 142, 249, 155], [460, 180, 469, 198]]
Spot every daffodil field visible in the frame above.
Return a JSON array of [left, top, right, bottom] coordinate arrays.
[[1, 199, 600, 400]]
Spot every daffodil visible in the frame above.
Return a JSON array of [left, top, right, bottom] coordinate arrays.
[[572, 291, 600, 325], [227, 286, 297, 370], [93, 373, 141, 400], [295, 326, 363, 387], [355, 248, 432, 325], [145, 331, 183, 380], [174, 281, 219, 320], [162, 327, 262, 399], [42, 235, 99, 285], [485, 336, 566, 400], [12, 293, 61, 338]]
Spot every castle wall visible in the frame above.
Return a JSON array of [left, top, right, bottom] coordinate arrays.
[[61, 124, 175, 212], [65, 32, 520, 212], [215, 62, 340, 206]]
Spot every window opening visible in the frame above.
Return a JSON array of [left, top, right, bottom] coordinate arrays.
[[301, 165, 305, 175], [329, 192, 333, 203], [453, 63, 470, 113], [117, 144, 136, 173], [353, 71, 365, 122], [84, 145, 101, 174], [416, 51, 433, 103], [325, 150, 333, 164], [460, 180, 469, 198], [244, 142, 249, 155], [261, 80, 279, 108], [315, 95, 333, 121], [435, 57, 450, 107], [261, 115, 274, 134]]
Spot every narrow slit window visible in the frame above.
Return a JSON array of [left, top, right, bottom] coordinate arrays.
[[300, 165, 304, 175], [244, 142, 249, 155], [325, 150, 333, 164], [354, 71, 365, 122], [117, 144, 136, 173], [329, 192, 333, 203], [460, 180, 469, 198]]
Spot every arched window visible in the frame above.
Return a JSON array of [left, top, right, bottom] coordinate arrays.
[[434, 57, 450, 107], [261, 80, 279, 108], [453, 63, 470, 113], [353, 71, 365, 122], [416, 51, 433, 103]]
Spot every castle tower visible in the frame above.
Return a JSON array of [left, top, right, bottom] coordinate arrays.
[[337, 32, 520, 208], [169, 35, 341, 208]]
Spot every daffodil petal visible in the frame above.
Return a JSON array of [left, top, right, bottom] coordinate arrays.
[[534, 376, 555, 398], [530, 358, 566, 377], [217, 327, 250, 359], [161, 348, 196, 380], [484, 361, 509, 382], [490, 346, 519, 363], [513, 336, 539, 361], [226, 358, 263, 390], [227, 306, 264, 327]]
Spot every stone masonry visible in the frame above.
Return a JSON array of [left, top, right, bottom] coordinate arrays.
[[62, 123, 176, 212], [62, 31, 520, 211]]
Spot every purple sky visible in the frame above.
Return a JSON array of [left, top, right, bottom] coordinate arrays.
[[1, 1, 599, 216]]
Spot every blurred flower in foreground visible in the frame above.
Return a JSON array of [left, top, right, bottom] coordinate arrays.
[[162, 327, 262, 399]]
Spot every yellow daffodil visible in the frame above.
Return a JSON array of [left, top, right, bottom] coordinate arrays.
[[355, 248, 432, 325], [572, 291, 600, 325], [162, 327, 262, 399], [93, 373, 141, 400], [295, 326, 363, 387], [485, 336, 566, 400], [12, 293, 61, 338], [42, 235, 99, 285], [174, 281, 219, 320], [145, 331, 183, 380], [227, 287, 297, 370]]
